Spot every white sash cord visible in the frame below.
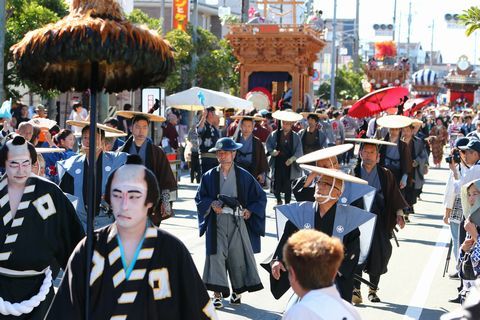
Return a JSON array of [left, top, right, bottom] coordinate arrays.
[[0, 267, 52, 316]]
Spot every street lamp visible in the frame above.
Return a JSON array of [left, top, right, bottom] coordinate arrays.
[[329, 0, 337, 107]]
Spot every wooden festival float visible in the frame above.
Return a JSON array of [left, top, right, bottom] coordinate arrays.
[[410, 69, 440, 98], [363, 41, 409, 92], [225, 0, 326, 110], [443, 55, 480, 105]]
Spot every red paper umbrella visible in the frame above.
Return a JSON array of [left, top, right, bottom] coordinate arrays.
[[403, 97, 435, 116], [349, 87, 409, 118]]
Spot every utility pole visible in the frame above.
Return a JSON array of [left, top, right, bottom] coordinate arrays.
[[191, 0, 198, 86], [241, 0, 249, 23], [392, 0, 397, 41], [329, 0, 337, 107], [353, 0, 360, 71], [0, 0, 6, 103], [160, 0, 165, 35], [430, 19, 434, 67], [406, 1, 412, 67], [474, 31, 478, 67], [398, 12, 402, 44], [280, 3, 283, 25]]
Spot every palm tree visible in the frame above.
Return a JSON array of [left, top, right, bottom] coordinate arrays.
[[460, 6, 480, 36]]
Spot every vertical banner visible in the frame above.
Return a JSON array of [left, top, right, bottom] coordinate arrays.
[[141, 88, 162, 114], [173, 0, 189, 31]]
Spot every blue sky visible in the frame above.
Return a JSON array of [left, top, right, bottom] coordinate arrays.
[[314, 0, 479, 64]]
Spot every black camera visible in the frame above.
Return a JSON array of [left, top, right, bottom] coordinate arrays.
[[446, 150, 461, 164]]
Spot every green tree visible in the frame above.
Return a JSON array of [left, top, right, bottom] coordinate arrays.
[[318, 64, 366, 102], [460, 6, 480, 36], [127, 9, 162, 34], [163, 25, 239, 95], [5, 0, 66, 99]]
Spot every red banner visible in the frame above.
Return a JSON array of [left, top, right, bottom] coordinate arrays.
[[172, 0, 189, 31]]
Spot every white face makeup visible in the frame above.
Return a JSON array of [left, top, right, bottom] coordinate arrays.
[[5, 144, 32, 186], [110, 165, 152, 230]]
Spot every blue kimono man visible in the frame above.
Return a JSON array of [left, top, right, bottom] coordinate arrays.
[[195, 137, 266, 309], [57, 123, 127, 230]]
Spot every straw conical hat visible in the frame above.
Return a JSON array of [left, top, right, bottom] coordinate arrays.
[[345, 138, 396, 146], [296, 144, 353, 164], [300, 164, 368, 185], [376, 115, 413, 129], [116, 111, 166, 122], [66, 120, 125, 135], [28, 118, 57, 129], [35, 147, 65, 154], [230, 115, 264, 122], [300, 112, 328, 119], [272, 110, 303, 122]]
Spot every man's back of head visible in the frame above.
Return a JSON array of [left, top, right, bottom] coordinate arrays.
[[283, 229, 344, 296]]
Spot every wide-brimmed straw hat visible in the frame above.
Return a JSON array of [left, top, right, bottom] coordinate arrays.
[[376, 115, 413, 129], [230, 115, 264, 122], [272, 110, 303, 122], [35, 147, 65, 153], [28, 118, 57, 129], [345, 138, 396, 146], [300, 164, 368, 185], [300, 112, 328, 120], [67, 120, 127, 138], [296, 144, 353, 164], [438, 106, 450, 112], [410, 119, 424, 127], [115, 110, 166, 122]]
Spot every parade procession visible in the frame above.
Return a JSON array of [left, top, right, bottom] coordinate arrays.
[[1, 0, 480, 319]]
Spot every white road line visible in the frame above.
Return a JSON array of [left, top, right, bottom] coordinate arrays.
[[403, 226, 451, 320]]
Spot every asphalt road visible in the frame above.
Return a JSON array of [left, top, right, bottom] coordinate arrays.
[[162, 162, 458, 320]]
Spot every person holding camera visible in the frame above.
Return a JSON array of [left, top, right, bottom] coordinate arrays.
[[444, 137, 471, 282]]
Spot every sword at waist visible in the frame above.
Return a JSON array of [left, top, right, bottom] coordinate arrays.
[[222, 207, 244, 216], [200, 152, 217, 159], [0, 265, 50, 278]]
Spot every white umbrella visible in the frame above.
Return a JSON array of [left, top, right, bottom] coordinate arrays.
[[166, 86, 253, 110]]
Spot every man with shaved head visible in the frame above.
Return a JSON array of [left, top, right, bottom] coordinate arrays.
[[0, 135, 83, 319], [47, 156, 217, 319], [17, 122, 33, 142]]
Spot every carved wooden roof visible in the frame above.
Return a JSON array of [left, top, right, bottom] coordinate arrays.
[[226, 24, 326, 69], [363, 66, 409, 88]]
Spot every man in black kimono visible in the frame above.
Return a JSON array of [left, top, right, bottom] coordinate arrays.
[[262, 166, 376, 303], [0, 135, 84, 319], [266, 110, 304, 205], [117, 112, 178, 224], [232, 116, 269, 185], [298, 113, 328, 155], [46, 157, 217, 319], [197, 106, 221, 175], [351, 139, 408, 304]]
